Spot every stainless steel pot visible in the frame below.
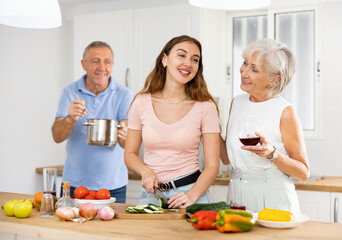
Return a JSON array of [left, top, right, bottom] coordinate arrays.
[[81, 119, 123, 146]]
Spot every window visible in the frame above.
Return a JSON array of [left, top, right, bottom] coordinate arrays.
[[227, 5, 321, 138]]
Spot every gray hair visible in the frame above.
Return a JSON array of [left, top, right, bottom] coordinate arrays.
[[242, 38, 296, 97], [83, 41, 114, 60]]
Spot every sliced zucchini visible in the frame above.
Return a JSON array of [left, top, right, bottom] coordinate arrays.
[[148, 205, 160, 211], [153, 210, 164, 214], [143, 208, 154, 213], [168, 209, 179, 212], [135, 204, 149, 209]]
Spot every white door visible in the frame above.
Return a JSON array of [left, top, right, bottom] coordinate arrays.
[[331, 192, 342, 223], [73, 10, 134, 88], [133, 4, 200, 94], [296, 190, 331, 222]]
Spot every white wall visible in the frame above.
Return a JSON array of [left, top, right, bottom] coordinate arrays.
[[0, 23, 67, 195]]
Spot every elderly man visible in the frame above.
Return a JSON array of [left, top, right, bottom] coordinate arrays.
[[52, 41, 133, 202]]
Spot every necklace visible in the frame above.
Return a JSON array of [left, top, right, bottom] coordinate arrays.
[[161, 91, 189, 104]]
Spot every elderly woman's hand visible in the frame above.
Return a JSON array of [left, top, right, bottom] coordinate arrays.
[[241, 132, 275, 159]]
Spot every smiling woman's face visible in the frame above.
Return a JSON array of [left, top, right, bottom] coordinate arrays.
[[162, 41, 200, 85], [240, 53, 273, 102]]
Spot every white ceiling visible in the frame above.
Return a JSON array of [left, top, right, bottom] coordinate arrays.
[[58, 0, 118, 6]]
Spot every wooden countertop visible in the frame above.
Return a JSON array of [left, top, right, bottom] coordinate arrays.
[[1, 192, 342, 240], [36, 166, 342, 192]]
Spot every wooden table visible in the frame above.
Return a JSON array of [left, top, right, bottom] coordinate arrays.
[[1, 192, 342, 240]]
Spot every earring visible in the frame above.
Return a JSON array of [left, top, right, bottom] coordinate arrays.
[[268, 84, 272, 88]]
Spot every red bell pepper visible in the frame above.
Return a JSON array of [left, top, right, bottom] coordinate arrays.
[[190, 211, 218, 230]]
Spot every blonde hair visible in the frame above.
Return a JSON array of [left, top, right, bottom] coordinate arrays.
[[242, 38, 296, 97]]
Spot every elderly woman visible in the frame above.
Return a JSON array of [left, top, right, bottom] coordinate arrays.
[[220, 38, 310, 214]]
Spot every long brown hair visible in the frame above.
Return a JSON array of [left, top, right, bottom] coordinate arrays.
[[131, 35, 219, 116]]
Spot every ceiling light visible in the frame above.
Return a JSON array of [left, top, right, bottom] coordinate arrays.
[[0, 0, 62, 29], [189, 0, 271, 10]]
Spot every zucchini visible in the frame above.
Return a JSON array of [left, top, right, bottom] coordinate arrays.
[[158, 198, 169, 209], [186, 201, 230, 214]]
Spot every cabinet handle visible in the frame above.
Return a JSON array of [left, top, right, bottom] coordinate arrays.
[[334, 197, 338, 223], [125, 68, 130, 88]]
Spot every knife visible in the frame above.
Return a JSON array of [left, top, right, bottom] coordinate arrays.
[[154, 188, 168, 202]]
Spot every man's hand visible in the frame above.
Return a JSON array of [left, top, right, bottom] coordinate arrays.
[[117, 120, 128, 148], [67, 99, 87, 123]]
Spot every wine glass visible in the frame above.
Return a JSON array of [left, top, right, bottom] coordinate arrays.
[[238, 118, 260, 170], [227, 179, 247, 210]]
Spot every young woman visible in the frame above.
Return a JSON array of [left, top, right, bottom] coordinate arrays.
[[124, 35, 220, 208]]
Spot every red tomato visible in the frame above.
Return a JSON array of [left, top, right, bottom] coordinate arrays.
[[84, 194, 96, 200], [88, 190, 97, 197], [95, 189, 111, 200], [74, 186, 89, 199]]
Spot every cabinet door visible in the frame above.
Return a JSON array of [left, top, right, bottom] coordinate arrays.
[[73, 10, 133, 87], [133, 4, 200, 94], [296, 190, 331, 222], [126, 180, 141, 204], [210, 185, 228, 203], [331, 192, 342, 223]]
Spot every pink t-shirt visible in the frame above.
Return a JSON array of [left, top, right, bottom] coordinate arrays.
[[128, 93, 220, 182]]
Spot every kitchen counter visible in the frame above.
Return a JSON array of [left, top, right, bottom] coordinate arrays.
[[1, 192, 342, 240], [36, 166, 342, 192]]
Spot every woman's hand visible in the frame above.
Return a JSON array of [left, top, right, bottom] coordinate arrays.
[[168, 192, 195, 209], [141, 168, 159, 194], [241, 132, 274, 159]]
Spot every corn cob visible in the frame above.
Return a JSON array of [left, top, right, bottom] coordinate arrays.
[[258, 208, 294, 222]]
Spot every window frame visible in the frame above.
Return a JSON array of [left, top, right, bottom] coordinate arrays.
[[225, 4, 322, 139]]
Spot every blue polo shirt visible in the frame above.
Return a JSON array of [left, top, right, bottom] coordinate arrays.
[[56, 75, 133, 190]]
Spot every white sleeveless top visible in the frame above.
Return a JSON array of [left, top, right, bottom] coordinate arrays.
[[226, 94, 291, 170]]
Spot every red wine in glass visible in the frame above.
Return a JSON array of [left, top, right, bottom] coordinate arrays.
[[230, 204, 246, 211], [239, 137, 260, 146]]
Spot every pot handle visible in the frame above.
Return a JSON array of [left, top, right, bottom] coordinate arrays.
[[81, 122, 95, 126]]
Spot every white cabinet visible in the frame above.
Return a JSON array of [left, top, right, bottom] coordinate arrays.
[[296, 190, 342, 223], [73, 10, 134, 88], [73, 4, 201, 94], [331, 192, 342, 223], [126, 180, 141, 204], [132, 5, 200, 94], [297, 190, 342, 223], [72, 4, 227, 108], [209, 185, 228, 203], [296, 190, 331, 222]]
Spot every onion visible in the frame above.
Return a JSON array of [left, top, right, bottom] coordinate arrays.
[[98, 206, 115, 221], [79, 203, 98, 220], [56, 207, 76, 221], [72, 207, 79, 218]]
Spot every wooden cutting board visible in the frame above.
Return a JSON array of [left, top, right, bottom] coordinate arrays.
[[113, 204, 187, 220]]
